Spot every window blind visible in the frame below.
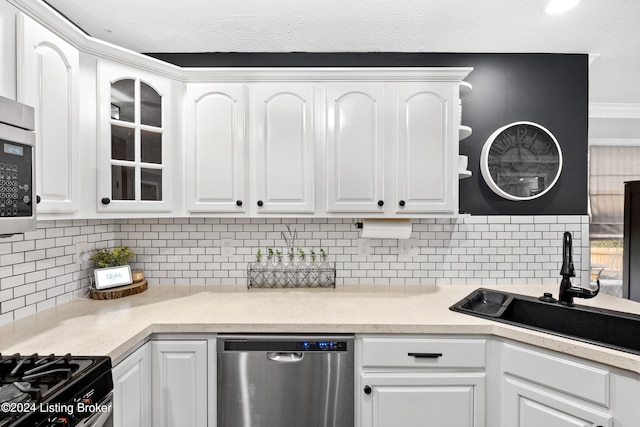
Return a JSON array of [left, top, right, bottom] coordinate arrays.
[[589, 145, 640, 239]]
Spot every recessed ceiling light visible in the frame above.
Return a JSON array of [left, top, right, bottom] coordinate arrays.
[[545, 0, 581, 14]]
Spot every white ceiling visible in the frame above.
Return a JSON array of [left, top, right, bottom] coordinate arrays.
[[43, 0, 640, 106]]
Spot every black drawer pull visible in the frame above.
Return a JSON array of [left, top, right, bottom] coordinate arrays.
[[408, 352, 443, 359]]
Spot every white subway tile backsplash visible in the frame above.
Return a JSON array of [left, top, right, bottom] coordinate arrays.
[[0, 215, 590, 325]]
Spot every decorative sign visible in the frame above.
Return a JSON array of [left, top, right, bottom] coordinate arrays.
[[94, 265, 133, 290]]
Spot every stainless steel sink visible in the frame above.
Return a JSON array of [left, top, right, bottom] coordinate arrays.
[[451, 288, 640, 355]]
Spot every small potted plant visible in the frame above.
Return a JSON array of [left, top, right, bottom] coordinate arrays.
[[90, 246, 135, 289], [91, 246, 135, 268]]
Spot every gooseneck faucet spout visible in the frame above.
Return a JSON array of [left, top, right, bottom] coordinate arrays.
[[560, 231, 575, 277], [558, 231, 600, 306]]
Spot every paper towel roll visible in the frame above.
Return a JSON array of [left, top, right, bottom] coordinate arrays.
[[359, 219, 412, 239]]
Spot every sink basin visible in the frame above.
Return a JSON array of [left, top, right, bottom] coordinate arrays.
[[454, 289, 514, 317], [451, 288, 640, 355]]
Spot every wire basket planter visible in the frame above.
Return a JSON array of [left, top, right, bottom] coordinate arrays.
[[247, 261, 336, 289]]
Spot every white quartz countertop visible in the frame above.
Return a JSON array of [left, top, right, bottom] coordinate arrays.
[[2, 284, 640, 373]]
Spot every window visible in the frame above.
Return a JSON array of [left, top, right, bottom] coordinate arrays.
[[589, 145, 640, 291], [589, 145, 640, 238]]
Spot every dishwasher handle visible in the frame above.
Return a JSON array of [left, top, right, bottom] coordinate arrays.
[[267, 352, 305, 362]]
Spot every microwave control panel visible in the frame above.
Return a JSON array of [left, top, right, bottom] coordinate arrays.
[[0, 140, 33, 217]]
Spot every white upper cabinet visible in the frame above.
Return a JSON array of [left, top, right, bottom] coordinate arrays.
[[252, 83, 316, 214], [185, 84, 247, 213], [395, 82, 458, 214], [14, 9, 472, 220], [17, 14, 80, 217], [325, 83, 387, 214], [97, 60, 175, 214], [186, 71, 470, 218]]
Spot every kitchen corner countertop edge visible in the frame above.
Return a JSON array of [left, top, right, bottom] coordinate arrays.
[[2, 284, 640, 373]]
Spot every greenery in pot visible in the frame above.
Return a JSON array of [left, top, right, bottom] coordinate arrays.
[[90, 246, 135, 268]]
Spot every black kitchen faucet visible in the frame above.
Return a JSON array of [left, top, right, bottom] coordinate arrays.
[[558, 231, 600, 306]]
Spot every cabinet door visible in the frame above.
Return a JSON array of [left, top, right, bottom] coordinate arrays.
[[361, 373, 485, 427], [395, 82, 457, 214], [151, 340, 207, 427], [112, 343, 152, 427], [252, 83, 315, 213], [97, 59, 174, 213], [185, 83, 247, 213], [326, 83, 386, 213], [17, 14, 80, 216], [502, 376, 612, 427]]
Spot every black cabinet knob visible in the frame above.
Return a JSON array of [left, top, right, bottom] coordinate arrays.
[[36, 195, 41, 204], [236, 200, 243, 207], [364, 385, 372, 395], [257, 200, 264, 207], [399, 200, 405, 207], [377, 200, 384, 207], [101, 197, 111, 205]]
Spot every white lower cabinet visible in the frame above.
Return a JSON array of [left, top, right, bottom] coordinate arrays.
[[502, 376, 611, 427], [361, 373, 485, 426], [112, 342, 152, 427], [499, 341, 640, 427], [151, 340, 208, 427], [112, 339, 209, 427], [112, 334, 640, 427], [358, 335, 487, 427]]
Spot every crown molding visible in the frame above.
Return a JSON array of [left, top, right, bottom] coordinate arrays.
[[181, 67, 473, 83], [8, 0, 473, 83], [589, 103, 640, 119], [8, 0, 183, 79]]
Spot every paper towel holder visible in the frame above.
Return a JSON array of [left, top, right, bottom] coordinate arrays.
[[354, 218, 413, 240]]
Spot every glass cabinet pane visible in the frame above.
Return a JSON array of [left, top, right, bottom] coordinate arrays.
[[106, 76, 165, 206], [111, 79, 135, 122], [141, 82, 162, 127], [111, 165, 135, 200], [141, 130, 162, 164], [111, 125, 135, 161], [141, 168, 162, 201]]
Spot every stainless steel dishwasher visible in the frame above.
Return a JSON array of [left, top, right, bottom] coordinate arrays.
[[217, 335, 354, 427]]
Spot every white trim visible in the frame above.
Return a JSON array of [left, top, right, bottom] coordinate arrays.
[[589, 138, 640, 147], [8, 0, 472, 84], [8, 0, 182, 79], [588, 53, 600, 65], [589, 103, 640, 119], [181, 67, 473, 83]]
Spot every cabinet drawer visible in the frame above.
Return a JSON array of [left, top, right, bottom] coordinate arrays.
[[361, 337, 486, 368], [502, 342, 610, 406]]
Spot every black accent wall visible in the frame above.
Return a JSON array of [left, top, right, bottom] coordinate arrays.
[[146, 52, 589, 215]]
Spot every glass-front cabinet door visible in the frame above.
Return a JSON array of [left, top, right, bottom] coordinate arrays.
[[97, 60, 173, 214]]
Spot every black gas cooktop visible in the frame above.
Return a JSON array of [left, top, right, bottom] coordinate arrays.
[[0, 353, 112, 427]]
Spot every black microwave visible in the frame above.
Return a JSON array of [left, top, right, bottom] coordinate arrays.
[[0, 96, 36, 237]]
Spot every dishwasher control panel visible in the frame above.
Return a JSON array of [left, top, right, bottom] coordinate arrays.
[[300, 341, 347, 351], [221, 337, 350, 352]]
